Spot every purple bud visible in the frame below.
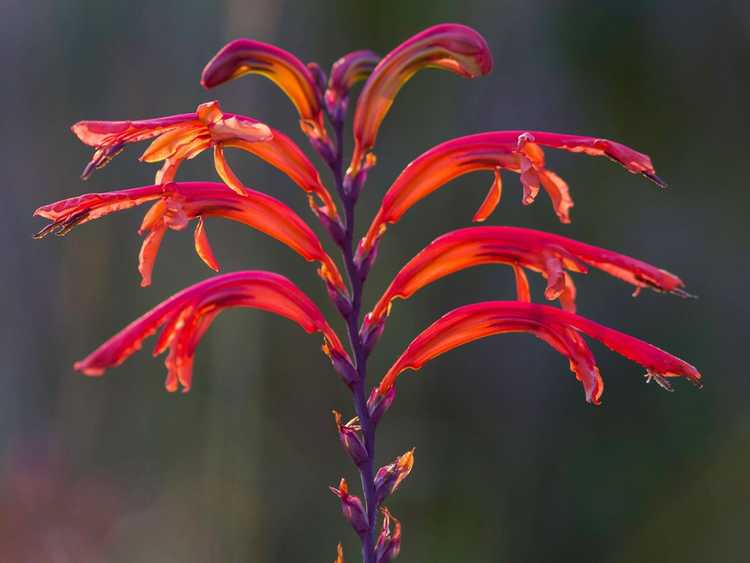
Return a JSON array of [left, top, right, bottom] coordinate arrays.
[[360, 317, 385, 358], [333, 411, 369, 466], [306, 62, 328, 98], [330, 478, 369, 536], [375, 507, 402, 563], [317, 212, 347, 248], [374, 449, 414, 506], [326, 282, 353, 319], [330, 349, 358, 387], [354, 242, 378, 281], [367, 386, 395, 427]]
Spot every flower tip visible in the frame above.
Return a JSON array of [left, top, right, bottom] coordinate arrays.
[[671, 287, 698, 299], [645, 172, 668, 188]]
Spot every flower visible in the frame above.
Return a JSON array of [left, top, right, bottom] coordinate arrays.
[[358, 131, 664, 256], [72, 101, 338, 219], [329, 478, 369, 536], [34, 181, 346, 292], [363, 226, 690, 335], [325, 50, 380, 123], [74, 271, 348, 393], [374, 449, 415, 505], [333, 410, 368, 466], [201, 39, 329, 145], [348, 24, 493, 179], [375, 507, 402, 563], [334, 543, 344, 563], [378, 301, 701, 405]]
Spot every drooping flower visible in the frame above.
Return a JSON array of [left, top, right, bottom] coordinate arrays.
[[375, 507, 402, 563], [348, 24, 493, 179], [201, 39, 330, 147], [329, 478, 369, 536], [363, 226, 690, 335], [72, 101, 339, 219], [378, 301, 701, 405], [358, 131, 664, 256], [74, 271, 349, 393], [34, 181, 346, 292], [325, 50, 380, 123]]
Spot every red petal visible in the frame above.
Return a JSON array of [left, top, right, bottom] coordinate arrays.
[[193, 218, 220, 272]]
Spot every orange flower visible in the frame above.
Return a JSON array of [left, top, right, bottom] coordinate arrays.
[[201, 39, 329, 144], [72, 101, 338, 219], [359, 131, 664, 256], [34, 182, 346, 292], [378, 301, 701, 405], [74, 271, 348, 393], [348, 24, 492, 179], [364, 226, 690, 333]]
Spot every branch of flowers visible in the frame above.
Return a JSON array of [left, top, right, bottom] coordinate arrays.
[[327, 116, 379, 563]]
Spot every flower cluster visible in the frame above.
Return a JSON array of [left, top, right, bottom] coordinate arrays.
[[36, 23, 700, 563]]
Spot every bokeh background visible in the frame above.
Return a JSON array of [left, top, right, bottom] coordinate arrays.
[[3, 1, 749, 561]]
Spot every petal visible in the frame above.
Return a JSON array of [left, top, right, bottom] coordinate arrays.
[[138, 224, 166, 287], [349, 24, 492, 177], [472, 168, 502, 223], [359, 131, 663, 256], [74, 271, 348, 390], [201, 39, 327, 141], [193, 218, 220, 272], [378, 301, 700, 404], [334, 543, 344, 563], [363, 226, 688, 333]]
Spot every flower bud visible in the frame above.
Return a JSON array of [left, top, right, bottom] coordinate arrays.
[[374, 449, 414, 505], [333, 411, 369, 466], [329, 349, 358, 387], [375, 507, 401, 563], [329, 478, 369, 535], [367, 386, 395, 427]]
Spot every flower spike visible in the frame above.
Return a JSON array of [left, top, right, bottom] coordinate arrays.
[[34, 182, 347, 293], [363, 226, 689, 337], [325, 50, 380, 123], [72, 101, 338, 219], [201, 39, 329, 144], [74, 271, 348, 392], [378, 301, 701, 405], [358, 131, 664, 257], [348, 24, 492, 178]]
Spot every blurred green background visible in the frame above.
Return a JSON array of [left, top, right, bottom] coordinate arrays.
[[2, 1, 748, 561]]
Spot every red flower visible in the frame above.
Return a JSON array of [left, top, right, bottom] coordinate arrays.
[[358, 131, 664, 256], [34, 182, 346, 292], [201, 39, 329, 145], [363, 226, 690, 335], [72, 101, 338, 219], [74, 271, 348, 393], [378, 301, 701, 405], [348, 24, 493, 179]]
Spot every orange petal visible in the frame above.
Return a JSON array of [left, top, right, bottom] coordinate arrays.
[[138, 225, 166, 288], [349, 24, 492, 178], [193, 218, 220, 272], [472, 168, 502, 223], [378, 301, 701, 405]]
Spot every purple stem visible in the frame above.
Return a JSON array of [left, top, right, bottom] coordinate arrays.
[[329, 117, 378, 563]]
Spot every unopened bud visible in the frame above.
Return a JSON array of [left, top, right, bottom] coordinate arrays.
[[354, 239, 379, 281], [375, 507, 402, 563], [374, 449, 414, 506], [326, 281, 353, 318], [360, 315, 385, 358], [329, 349, 358, 387], [333, 410, 369, 466], [317, 212, 347, 248], [306, 62, 328, 98], [367, 386, 396, 426], [329, 478, 369, 535]]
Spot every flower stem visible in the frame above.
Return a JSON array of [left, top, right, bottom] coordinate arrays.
[[330, 118, 378, 563]]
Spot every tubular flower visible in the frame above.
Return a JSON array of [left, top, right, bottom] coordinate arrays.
[[378, 302, 701, 405], [363, 226, 689, 334], [358, 131, 664, 256], [73, 101, 339, 219], [375, 508, 402, 563], [33, 182, 346, 293], [201, 39, 329, 146], [348, 24, 492, 179], [74, 271, 348, 393], [325, 50, 380, 123]]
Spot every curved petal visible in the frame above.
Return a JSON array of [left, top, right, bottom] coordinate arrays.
[[201, 39, 328, 142], [74, 271, 348, 392], [325, 49, 380, 122], [34, 182, 347, 293], [359, 131, 663, 256], [364, 226, 688, 333], [348, 24, 492, 178], [378, 302, 701, 405]]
